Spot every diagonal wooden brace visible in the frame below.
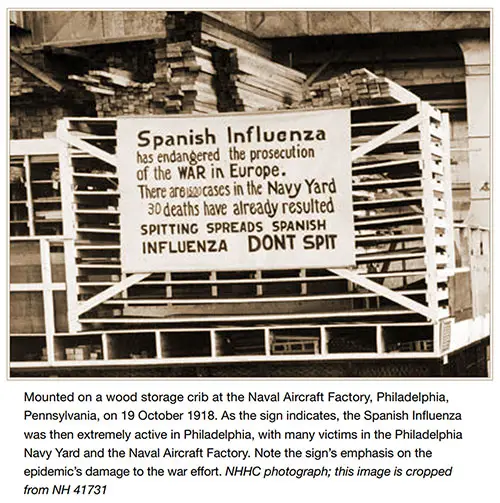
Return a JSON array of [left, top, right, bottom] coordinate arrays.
[[57, 127, 117, 167], [329, 268, 436, 322], [351, 112, 423, 161], [11, 51, 64, 92], [77, 273, 151, 316]]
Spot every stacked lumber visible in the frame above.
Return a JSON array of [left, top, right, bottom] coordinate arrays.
[[103, 42, 157, 83], [153, 40, 218, 114], [163, 11, 306, 112], [302, 68, 419, 108], [10, 76, 34, 96], [215, 47, 307, 112], [69, 68, 165, 117], [68, 68, 135, 96], [65, 12, 304, 115], [94, 83, 158, 117], [166, 11, 272, 58]]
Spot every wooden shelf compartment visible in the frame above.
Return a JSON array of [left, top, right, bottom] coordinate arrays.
[[326, 326, 377, 354], [270, 327, 321, 356], [161, 330, 212, 358], [382, 325, 434, 354], [106, 331, 157, 360], [54, 334, 104, 361], [10, 336, 47, 362], [214, 328, 266, 357]]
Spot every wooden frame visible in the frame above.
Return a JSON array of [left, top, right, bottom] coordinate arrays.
[[10, 101, 460, 368]]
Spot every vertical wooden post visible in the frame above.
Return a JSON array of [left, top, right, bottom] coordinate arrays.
[[23, 155, 35, 236], [255, 270, 263, 296], [210, 329, 218, 358], [433, 323, 440, 356], [376, 325, 385, 354], [40, 238, 55, 364], [101, 333, 109, 361], [165, 272, 173, 298], [57, 120, 81, 333], [300, 269, 307, 295], [320, 326, 328, 355], [210, 271, 218, 297], [264, 327, 271, 356], [440, 113, 456, 271], [419, 102, 440, 320], [155, 330, 162, 359]]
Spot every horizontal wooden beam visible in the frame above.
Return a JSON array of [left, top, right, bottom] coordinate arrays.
[[103, 289, 427, 305], [79, 309, 414, 325], [10, 282, 66, 292]]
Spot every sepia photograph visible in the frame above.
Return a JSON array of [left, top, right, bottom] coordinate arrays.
[[8, 9, 491, 378]]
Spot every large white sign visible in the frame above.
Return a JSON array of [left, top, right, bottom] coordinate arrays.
[[117, 109, 354, 273]]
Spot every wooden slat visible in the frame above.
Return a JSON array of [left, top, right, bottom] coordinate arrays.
[[79, 309, 416, 325], [354, 196, 422, 209], [353, 177, 422, 190], [76, 228, 120, 234], [352, 157, 421, 174], [356, 251, 425, 262], [73, 172, 117, 178], [355, 214, 423, 228], [356, 234, 424, 245], [76, 244, 120, 250], [103, 289, 427, 305]]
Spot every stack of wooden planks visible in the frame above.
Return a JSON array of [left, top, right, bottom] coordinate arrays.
[[10, 76, 34, 96], [166, 11, 272, 58], [153, 40, 218, 114], [94, 83, 157, 117], [68, 68, 135, 96], [164, 11, 305, 112], [216, 47, 306, 112], [68, 13, 421, 117], [70, 68, 163, 117], [302, 68, 419, 108]]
